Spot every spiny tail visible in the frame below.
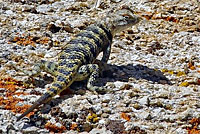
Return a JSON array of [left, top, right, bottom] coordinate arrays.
[[16, 93, 51, 121], [16, 60, 79, 121]]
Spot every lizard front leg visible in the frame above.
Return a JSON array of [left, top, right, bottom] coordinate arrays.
[[101, 43, 111, 63], [97, 43, 111, 76]]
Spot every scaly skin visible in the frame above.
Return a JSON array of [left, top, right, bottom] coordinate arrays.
[[16, 7, 141, 121]]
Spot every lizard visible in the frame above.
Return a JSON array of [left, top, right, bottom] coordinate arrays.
[[16, 6, 141, 121]]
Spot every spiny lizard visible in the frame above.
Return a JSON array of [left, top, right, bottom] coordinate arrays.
[[16, 6, 141, 121]]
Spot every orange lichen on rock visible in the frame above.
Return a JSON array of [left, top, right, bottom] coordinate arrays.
[[0, 77, 32, 116], [15, 104, 34, 117], [9, 35, 51, 47], [36, 37, 50, 45], [70, 123, 78, 130], [164, 16, 179, 23], [137, 11, 153, 20], [3, 96, 22, 110], [45, 122, 66, 133], [190, 66, 196, 70], [0, 93, 33, 116], [120, 112, 131, 122], [188, 61, 196, 70], [0, 77, 24, 93], [187, 118, 200, 134], [136, 11, 179, 23], [13, 36, 36, 47]]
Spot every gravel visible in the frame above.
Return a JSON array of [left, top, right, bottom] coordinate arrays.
[[0, 0, 200, 133]]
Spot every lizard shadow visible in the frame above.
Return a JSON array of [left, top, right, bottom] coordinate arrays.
[[99, 63, 172, 85]]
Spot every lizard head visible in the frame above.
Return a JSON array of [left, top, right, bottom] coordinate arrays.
[[103, 6, 142, 36]]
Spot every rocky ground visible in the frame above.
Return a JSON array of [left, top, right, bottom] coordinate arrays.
[[0, 0, 200, 133]]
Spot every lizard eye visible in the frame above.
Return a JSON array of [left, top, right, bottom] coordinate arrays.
[[122, 14, 131, 19], [124, 16, 129, 19]]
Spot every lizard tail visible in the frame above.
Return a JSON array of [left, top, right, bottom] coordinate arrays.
[[16, 93, 51, 121], [17, 64, 79, 121]]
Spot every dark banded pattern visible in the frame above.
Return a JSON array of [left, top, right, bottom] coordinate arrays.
[[69, 38, 97, 59], [86, 24, 112, 48], [52, 83, 62, 90], [49, 88, 58, 95], [76, 31, 102, 49], [98, 24, 113, 42], [64, 47, 90, 63]]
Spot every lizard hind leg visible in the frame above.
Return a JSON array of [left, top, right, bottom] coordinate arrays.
[[75, 64, 107, 93]]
